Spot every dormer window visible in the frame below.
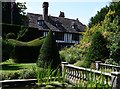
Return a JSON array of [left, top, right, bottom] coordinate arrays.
[[71, 22, 77, 29], [38, 20, 44, 26], [72, 25, 75, 29], [56, 23, 61, 27]]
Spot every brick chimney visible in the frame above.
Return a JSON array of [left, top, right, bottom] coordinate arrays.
[[42, 2, 49, 21]]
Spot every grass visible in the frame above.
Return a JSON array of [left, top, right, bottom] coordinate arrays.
[[0, 59, 36, 73], [0, 59, 37, 80]]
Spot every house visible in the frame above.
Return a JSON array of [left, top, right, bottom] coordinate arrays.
[[27, 2, 86, 49]]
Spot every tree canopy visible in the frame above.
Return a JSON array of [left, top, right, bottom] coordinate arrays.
[[88, 1, 120, 28], [2, 1, 27, 25]]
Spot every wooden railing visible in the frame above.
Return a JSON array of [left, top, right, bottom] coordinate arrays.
[[61, 62, 120, 89], [95, 61, 120, 72]]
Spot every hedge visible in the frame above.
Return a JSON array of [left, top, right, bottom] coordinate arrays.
[[6, 36, 45, 63], [37, 30, 61, 69]]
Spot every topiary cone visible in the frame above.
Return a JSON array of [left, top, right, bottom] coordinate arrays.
[[37, 30, 61, 69]]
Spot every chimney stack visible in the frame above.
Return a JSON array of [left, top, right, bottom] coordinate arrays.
[[42, 2, 49, 21], [59, 11, 65, 18]]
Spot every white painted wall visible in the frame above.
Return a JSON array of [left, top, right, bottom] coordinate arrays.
[[43, 32, 81, 44], [43, 32, 48, 36]]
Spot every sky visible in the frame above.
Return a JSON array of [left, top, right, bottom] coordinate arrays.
[[16, 0, 112, 25]]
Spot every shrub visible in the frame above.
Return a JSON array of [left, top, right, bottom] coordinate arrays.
[[74, 60, 84, 67], [6, 33, 17, 39], [12, 36, 45, 63], [18, 69, 36, 79], [2, 39, 15, 62], [86, 31, 109, 62], [1, 69, 36, 80], [60, 46, 82, 64], [107, 31, 120, 65], [1, 72, 19, 80], [37, 30, 61, 69]]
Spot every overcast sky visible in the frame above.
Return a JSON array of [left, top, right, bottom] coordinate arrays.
[[16, 0, 112, 25]]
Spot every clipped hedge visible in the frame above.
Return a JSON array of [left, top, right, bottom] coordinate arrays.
[[2, 39, 14, 62], [37, 30, 61, 69], [7, 36, 45, 63]]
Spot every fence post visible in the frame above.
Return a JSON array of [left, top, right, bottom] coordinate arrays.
[[61, 62, 68, 77], [111, 72, 120, 89], [95, 61, 102, 70]]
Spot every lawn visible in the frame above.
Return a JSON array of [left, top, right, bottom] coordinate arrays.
[[0, 59, 36, 72], [0, 59, 37, 80]]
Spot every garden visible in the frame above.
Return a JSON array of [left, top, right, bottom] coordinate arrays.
[[1, 1, 120, 89], [1, 30, 113, 89]]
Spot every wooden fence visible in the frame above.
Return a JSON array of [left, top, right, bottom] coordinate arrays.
[[61, 62, 120, 89]]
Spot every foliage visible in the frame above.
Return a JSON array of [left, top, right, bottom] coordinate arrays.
[[37, 30, 61, 69], [18, 69, 36, 79], [86, 31, 109, 62], [73, 60, 90, 68], [2, 39, 15, 62], [0, 59, 36, 80], [107, 19, 120, 65], [34, 65, 62, 86], [2, 2, 27, 25], [2, 23, 43, 41], [63, 9, 120, 67], [1, 69, 36, 80], [77, 10, 119, 67], [75, 71, 112, 88], [6, 33, 17, 39], [11, 36, 45, 63], [88, 1, 120, 28], [17, 26, 28, 40], [88, 6, 109, 27], [2, 36, 45, 63], [60, 46, 82, 64], [2, 2, 11, 24]]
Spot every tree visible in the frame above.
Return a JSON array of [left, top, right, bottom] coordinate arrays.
[[2, 1, 27, 25], [37, 30, 61, 69], [86, 31, 109, 62], [88, 6, 109, 28], [2, 2, 11, 24], [108, 32, 120, 65], [88, 1, 120, 28], [107, 17, 120, 65]]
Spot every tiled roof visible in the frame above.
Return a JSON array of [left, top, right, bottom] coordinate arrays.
[[27, 13, 86, 33]]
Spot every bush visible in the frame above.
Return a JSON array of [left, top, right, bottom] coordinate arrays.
[[14, 46, 40, 63], [0, 72, 19, 80], [74, 60, 84, 67], [18, 69, 36, 79], [6, 33, 17, 39], [60, 46, 82, 64], [86, 31, 109, 62], [37, 30, 61, 69], [107, 31, 120, 65], [11, 36, 45, 63], [2, 39, 15, 62], [1, 69, 36, 80]]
